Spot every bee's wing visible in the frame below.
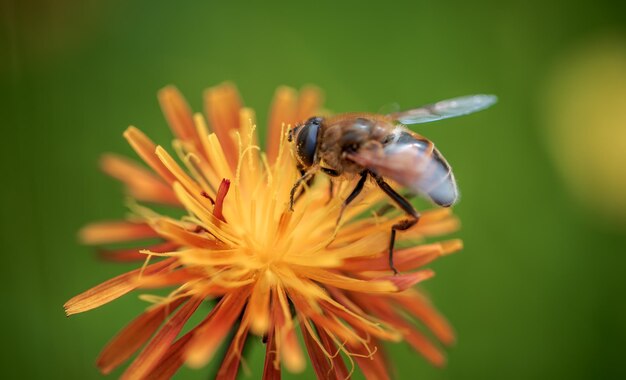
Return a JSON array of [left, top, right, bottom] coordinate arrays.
[[388, 94, 497, 124], [348, 137, 458, 207]]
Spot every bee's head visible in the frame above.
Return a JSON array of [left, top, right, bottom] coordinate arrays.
[[289, 116, 323, 168]]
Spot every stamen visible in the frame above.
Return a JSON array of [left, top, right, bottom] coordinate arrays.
[[214, 179, 231, 223], [200, 191, 215, 205]]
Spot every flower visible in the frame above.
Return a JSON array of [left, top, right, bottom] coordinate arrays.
[[65, 82, 462, 379]]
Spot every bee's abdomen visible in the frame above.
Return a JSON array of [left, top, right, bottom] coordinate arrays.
[[390, 131, 459, 207], [421, 150, 458, 207]]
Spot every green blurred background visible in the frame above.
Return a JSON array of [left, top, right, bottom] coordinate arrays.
[[2, 0, 626, 379]]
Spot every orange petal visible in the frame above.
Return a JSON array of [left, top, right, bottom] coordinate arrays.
[[137, 267, 205, 289], [121, 297, 203, 380], [295, 86, 323, 122], [124, 127, 176, 184], [185, 288, 251, 368], [152, 218, 223, 249], [348, 338, 391, 380], [320, 299, 400, 342], [296, 267, 432, 293], [391, 290, 455, 345], [155, 146, 206, 205], [318, 325, 350, 379], [79, 221, 157, 245], [144, 304, 220, 380], [143, 332, 194, 380], [374, 269, 436, 292], [262, 323, 281, 380], [100, 154, 179, 205], [158, 86, 197, 144], [403, 212, 460, 239], [64, 258, 176, 316], [300, 320, 333, 379], [267, 86, 297, 163], [353, 293, 446, 367], [204, 82, 242, 170], [96, 298, 186, 374], [403, 323, 446, 366], [273, 287, 305, 373], [289, 292, 361, 345], [171, 182, 238, 245], [215, 323, 250, 380], [341, 243, 443, 272], [248, 271, 272, 335], [295, 267, 395, 293], [97, 241, 179, 262]]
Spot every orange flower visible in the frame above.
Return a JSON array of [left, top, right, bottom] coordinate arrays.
[[65, 83, 462, 379]]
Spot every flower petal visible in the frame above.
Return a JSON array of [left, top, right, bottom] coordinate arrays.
[[248, 271, 272, 335], [121, 297, 203, 380], [143, 332, 194, 380], [152, 218, 223, 249], [96, 298, 186, 374], [185, 288, 251, 368], [301, 320, 333, 379], [136, 267, 205, 289], [172, 182, 239, 245], [100, 153, 179, 205], [155, 146, 207, 205], [274, 286, 305, 373], [79, 221, 157, 245], [353, 293, 446, 366], [143, 304, 221, 380], [64, 258, 176, 316], [158, 86, 197, 145], [373, 269, 436, 292], [289, 291, 362, 345], [348, 338, 391, 380], [318, 325, 350, 379], [320, 298, 401, 342], [391, 290, 455, 345], [295, 86, 323, 122], [123, 126, 176, 184], [267, 86, 297, 163], [262, 322, 281, 380], [204, 82, 242, 170], [97, 241, 179, 262], [402, 322, 446, 366], [215, 322, 250, 380], [341, 243, 444, 272], [295, 267, 432, 293]]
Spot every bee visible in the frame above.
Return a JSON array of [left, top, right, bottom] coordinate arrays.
[[288, 94, 497, 273]]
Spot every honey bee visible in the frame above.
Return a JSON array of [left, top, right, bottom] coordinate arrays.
[[288, 94, 497, 273]]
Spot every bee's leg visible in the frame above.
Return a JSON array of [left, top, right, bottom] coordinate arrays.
[[293, 168, 316, 204], [336, 171, 368, 225], [373, 174, 420, 274], [320, 167, 340, 205], [289, 170, 315, 211], [376, 191, 417, 216]]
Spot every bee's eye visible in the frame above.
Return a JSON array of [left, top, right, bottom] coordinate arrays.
[[295, 117, 322, 167]]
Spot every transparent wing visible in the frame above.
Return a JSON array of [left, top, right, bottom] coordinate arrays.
[[388, 94, 497, 124], [377, 102, 400, 115]]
